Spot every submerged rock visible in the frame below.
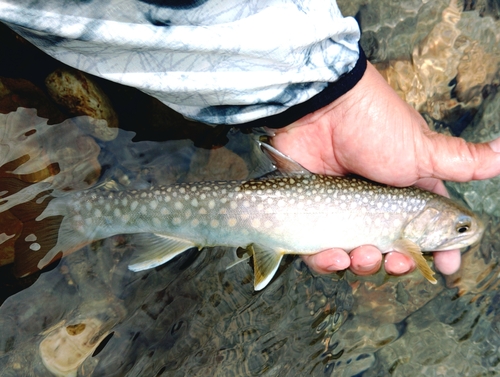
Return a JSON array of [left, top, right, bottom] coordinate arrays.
[[45, 68, 119, 141]]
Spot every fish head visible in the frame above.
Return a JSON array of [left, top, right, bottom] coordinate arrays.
[[402, 196, 484, 252]]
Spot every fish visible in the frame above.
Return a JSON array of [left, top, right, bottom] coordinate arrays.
[[1, 143, 484, 290]]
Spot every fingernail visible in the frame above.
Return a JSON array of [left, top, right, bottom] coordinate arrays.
[[489, 138, 500, 153]]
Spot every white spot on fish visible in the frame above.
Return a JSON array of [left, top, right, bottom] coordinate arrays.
[[160, 207, 169, 215], [105, 203, 111, 212], [199, 208, 207, 215], [185, 210, 192, 219], [122, 198, 128, 206], [241, 213, 250, 220], [179, 188, 186, 194], [257, 203, 264, 211], [114, 208, 121, 217], [153, 218, 161, 226], [25, 234, 37, 242], [230, 201, 238, 209], [264, 220, 273, 228], [191, 218, 199, 226], [85, 201, 93, 211], [122, 214, 130, 222], [85, 218, 93, 226], [219, 208, 227, 215], [141, 205, 147, 215], [150, 201, 158, 210], [267, 198, 273, 205], [172, 217, 182, 225], [208, 200, 215, 209], [131, 201, 138, 211], [174, 202, 184, 210], [191, 199, 199, 207], [29, 242, 41, 251], [210, 219, 219, 228], [228, 218, 237, 227], [251, 218, 261, 228], [95, 209, 102, 217], [243, 201, 250, 208]]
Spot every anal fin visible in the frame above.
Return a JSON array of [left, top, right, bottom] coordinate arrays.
[[392, 238, 437, 284], [128, 233, 198, 272], [249, 244, 283, 291]]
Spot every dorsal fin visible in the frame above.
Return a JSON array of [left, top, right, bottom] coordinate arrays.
[[259, 142, 311, 176]]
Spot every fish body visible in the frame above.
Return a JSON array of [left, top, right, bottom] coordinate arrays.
[[8, 145, 484, 290]]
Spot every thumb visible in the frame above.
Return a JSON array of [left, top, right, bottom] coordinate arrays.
[[425, 133, 500, 182]]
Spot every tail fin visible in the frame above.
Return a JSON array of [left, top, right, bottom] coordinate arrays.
[[0, 178, 65, 277], [0, 108, 103, 276]]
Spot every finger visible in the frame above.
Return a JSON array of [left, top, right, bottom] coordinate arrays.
[[301, 248, 350, 274], [383, 251, 415, 275], [349, 245, 382, 275], [414, 178, 449, 197], [426, 133, 500, 182], [433, 249, 461, 275]]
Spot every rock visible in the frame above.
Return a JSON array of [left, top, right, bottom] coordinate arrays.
[[376, 1, 500, 122], [187, 147, 249, 182], [0, 77, 66, 123], [45, 68, 119, 141], [39, 318, 110, 377]]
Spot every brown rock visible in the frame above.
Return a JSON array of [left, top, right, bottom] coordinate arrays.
[[45, 68, 119, 140]]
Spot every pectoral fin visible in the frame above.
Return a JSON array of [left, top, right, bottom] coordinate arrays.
[[128, 233, 198, 272], [259, 142, 311, 176], [249, 244, 283, 291], [392, 238, 437, 284]]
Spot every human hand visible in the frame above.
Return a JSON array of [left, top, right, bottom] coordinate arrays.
[[271, 62, 500, 279]]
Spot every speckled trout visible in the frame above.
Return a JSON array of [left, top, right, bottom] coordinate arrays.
[[6, 144, 483, 289]]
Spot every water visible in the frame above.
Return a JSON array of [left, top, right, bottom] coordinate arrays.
[[1, 1, 500, 376]]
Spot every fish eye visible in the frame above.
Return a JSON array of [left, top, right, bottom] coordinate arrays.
[[455, 216, 471, 234]]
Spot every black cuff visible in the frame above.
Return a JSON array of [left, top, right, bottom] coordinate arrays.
[[238, 45, 367, 129]]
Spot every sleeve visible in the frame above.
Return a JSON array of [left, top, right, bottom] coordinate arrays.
[[0, 0, 364, 127]]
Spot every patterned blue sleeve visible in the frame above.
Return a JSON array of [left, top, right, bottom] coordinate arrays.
[[0, 0, 362, 126]]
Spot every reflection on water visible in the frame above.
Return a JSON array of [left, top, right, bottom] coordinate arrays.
[[1, 0, 500, 376]]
